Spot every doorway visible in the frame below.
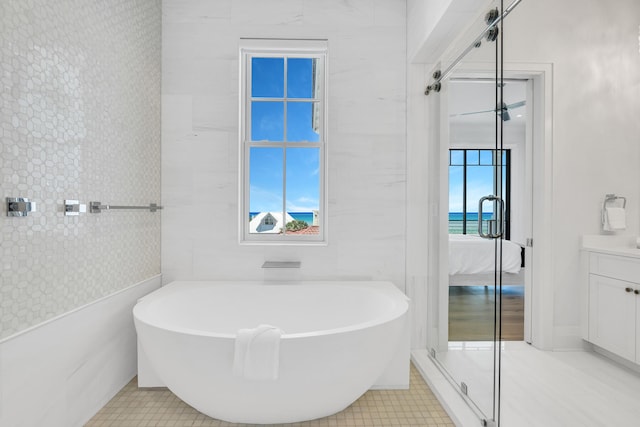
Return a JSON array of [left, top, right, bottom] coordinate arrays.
[[447, 78, 530, 345]]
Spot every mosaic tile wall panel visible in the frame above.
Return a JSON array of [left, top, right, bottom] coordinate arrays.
[[0, 0, 162, 339]]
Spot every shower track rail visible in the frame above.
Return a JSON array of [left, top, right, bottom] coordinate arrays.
[[424, 0, 523, 95], [89, 201, 163, 213]]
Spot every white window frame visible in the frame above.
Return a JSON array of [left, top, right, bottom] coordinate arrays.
[[239, 39, 328, 245]]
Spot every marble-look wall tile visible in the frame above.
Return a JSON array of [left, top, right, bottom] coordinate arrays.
[[162, 0, 407, 289], [0, 0, 161, 339]]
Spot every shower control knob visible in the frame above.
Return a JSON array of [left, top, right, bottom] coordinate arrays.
[[625, 287, 633, 293], [635, 289, 639, 295]]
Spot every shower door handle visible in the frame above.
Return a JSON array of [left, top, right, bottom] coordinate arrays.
[[478, 195, 504, 239]]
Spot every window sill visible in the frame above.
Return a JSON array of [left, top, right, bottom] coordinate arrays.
[[239, 239, 328, 247]]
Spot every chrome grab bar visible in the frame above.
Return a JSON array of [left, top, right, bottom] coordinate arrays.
[[478, 195, 504, 239], [89, 201, 163, 213]]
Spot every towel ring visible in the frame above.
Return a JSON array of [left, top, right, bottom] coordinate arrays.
[[602, 194, 627, 226]]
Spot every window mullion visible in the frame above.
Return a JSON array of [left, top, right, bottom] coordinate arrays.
[[282, 142, 287, 236], [282, 56, 287, 236], [462, 149, 467, 234]]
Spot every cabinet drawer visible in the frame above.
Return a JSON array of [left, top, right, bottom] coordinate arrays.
[[590, 253, 640, 283]]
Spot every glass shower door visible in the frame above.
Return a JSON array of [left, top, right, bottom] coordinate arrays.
[[424, 1, 520, 425]]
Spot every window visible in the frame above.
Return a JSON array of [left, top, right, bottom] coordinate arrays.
[[240, 39, 327, 243], [449, 149, 511, 238]]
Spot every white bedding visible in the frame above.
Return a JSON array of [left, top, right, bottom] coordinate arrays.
[[449, 234, 522, 275]]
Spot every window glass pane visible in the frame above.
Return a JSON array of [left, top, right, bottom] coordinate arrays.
[[251, 57, 284, 98], [467, 166, 495, 235], [450, 150, 464, 165], [251, 101, 284, 141], [287, 102, 320, 142], [448, 165, 463, 234], [285, 147, 320, 235], [249, 147, 283, 234], [479, 150, 493, 165], [287, 58, 316, 98], [466, 150, 479, 165]]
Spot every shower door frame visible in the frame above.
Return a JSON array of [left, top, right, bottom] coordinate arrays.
[[410, 0, 556, 424], [434, 70, 507, 424], [426, 62, 553, 422], [427, 7, 556, 424], [430, 6, 508, 417]]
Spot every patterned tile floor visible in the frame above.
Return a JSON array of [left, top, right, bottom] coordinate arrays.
[[86, 363, 454, 427]]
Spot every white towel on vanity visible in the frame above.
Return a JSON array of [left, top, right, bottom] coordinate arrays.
[[232, 324, 283, 381], [604, 207, 626, 231]]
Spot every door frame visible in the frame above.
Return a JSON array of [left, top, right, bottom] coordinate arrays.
[[435, 62, 554, 351]]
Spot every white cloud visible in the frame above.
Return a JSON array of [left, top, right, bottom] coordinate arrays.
[[286, 196, 319, 212]]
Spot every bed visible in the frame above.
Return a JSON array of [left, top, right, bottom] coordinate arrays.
[[449, 234, 523, 284]]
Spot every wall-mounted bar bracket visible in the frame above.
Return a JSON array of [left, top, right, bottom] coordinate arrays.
[[64, 200, 87, 216], [6, 197, 36, 217]]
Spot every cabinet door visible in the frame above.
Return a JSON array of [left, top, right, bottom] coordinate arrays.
[[589, 274, 636, 361]]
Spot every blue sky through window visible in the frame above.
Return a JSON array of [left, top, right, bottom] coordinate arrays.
[[251, 58, 283, 98], [249, 57, 320, 214], [449, 150, 506, 213]]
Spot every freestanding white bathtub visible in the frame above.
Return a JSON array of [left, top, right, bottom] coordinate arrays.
[[133, 281, 409, 424]]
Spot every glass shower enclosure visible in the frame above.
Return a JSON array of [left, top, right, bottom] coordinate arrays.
[[423, 1, 523, 425]]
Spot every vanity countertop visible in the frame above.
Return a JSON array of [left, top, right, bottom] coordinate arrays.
[[581, 235, 640, 259]]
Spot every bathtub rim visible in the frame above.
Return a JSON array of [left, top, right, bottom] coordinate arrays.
[[133, 280, 409, 340]]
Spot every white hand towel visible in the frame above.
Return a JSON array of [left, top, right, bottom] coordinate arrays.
[[233, 324, 283, 381], [604, 207, 626, 231]]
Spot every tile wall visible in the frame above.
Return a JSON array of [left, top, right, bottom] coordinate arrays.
[[0, 0, 162, 339], [162, 0, 408, 288]]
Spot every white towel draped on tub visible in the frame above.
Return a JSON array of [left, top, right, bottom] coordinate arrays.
[[604, 207, 626, 231], [233, 324, 283, 381]]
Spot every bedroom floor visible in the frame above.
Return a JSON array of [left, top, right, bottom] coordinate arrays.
[[449, 285, 524, 341], [86, 363, 454, 426]]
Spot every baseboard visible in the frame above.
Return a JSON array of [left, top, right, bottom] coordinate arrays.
[[552, 326, 584, 350], [590, 343, 640, 375], [0, 275, 161, 427]]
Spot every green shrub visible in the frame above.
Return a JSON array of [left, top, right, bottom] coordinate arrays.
[[286, 220, 309, 231]]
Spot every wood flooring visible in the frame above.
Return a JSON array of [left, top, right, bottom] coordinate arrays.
[[448, 285, 524, 341]]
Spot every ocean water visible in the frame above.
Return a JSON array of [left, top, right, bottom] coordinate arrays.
[[250, 212, 481, 230], [289, 212, 314, 224], [449, 212, 494, 234], [249, 212, 315, 224]]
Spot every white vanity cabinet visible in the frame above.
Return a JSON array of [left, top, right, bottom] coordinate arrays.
[[586, 251, 640, 364]]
